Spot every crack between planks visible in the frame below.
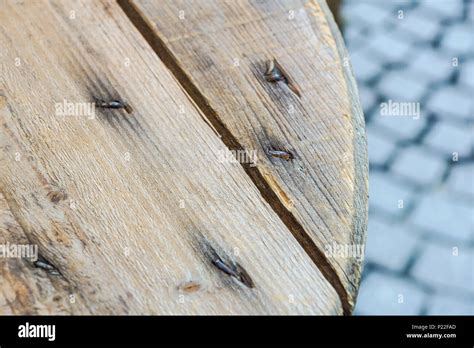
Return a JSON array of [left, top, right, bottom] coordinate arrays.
[[117, 0, 351, 315]]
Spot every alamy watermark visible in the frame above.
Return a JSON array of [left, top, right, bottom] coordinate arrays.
[[18, 322, 55, 341], [216, 149, 258, 167], [0, 242, 38, 261], [324, 242, 365, 261], [55, 99, 95, 119], [380, 99, 420, 120]]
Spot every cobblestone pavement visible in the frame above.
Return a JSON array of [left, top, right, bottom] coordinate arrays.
[[341, 0, 474, 314]]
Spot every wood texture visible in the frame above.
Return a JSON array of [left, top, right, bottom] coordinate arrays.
[[123, 0, 368, 311], [0, 193, 89, 314], [0, 0, 345, 314]]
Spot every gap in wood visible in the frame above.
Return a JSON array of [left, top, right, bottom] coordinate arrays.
[[117, 0, 350, 315]]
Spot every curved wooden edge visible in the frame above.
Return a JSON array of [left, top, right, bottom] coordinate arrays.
[[317, 0, 369, 310]]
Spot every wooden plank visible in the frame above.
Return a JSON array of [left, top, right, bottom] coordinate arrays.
[[0, 0, 342, 314], [0, 193, 88, 314], [122, 0, 368, 311]]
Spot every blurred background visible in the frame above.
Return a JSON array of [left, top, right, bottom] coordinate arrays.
[[337, 0, 473, 314]]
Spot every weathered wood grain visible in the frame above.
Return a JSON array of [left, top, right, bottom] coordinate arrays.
[[0, 0, 343, 314], [0, 193, 89, 314], [122, 0, 369, 311]]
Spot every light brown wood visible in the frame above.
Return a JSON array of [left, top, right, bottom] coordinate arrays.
[[0, 0, 346, 314], [0, 193, 89, 314], [123, 0, 368, 311]]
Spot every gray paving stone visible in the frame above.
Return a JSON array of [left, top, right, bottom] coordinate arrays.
[[469, 0, 474, 21], [427, 293, 474, 315], [369, 171, 413, 217], [427, 86, 473, 121], [343, 24, 370, 53], [459, 59, 474, 89], [394, 7, 441, 42], [378, 0, 416, 8], [424, 121, 473, 157], [447, 163, 474, 197], [345, 38, 367, 54], [367, 30, 413, 63], [391, 146, 446, 186], [366, 217, 420, 272], [344, 0, 473, 316], [410, 190, 473, 242], [343, 24, 364, 46], [406, 48, 455, 84], [355, 272, 426, 315], [417, 0, 464, 19], [441, 23, 474, 56], [371, 112, 427, 142], [411, 243, 474, 294], [350, 48, 382, 82], [380, 0, 417, 16], [358, 84, 377, 111], [345, 1, 395, 28], [377, 70, 427, 101], [368, 130, 397, 166]]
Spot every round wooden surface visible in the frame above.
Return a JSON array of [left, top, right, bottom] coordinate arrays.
[[0, 0, 367, 315]]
